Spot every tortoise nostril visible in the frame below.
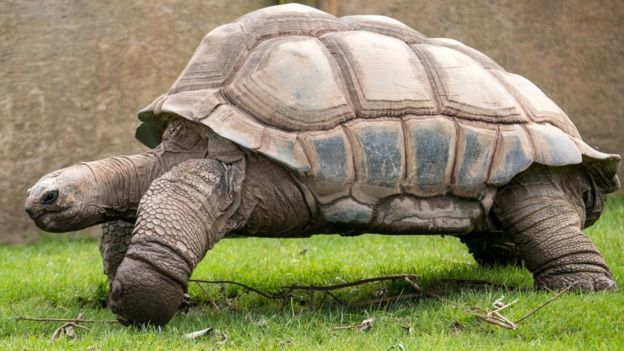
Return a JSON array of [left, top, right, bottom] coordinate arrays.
[[25, 207, 35, 217]]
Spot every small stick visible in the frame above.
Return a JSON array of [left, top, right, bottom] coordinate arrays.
[[403, 276, 423, 293], [14, 316, 117, 324], [194, 281, 221, 311], [189, 279, 278, 299], [515, 286, 571, 324], [284, 274, 420, 292], [8, 304, 117, 324], [190, 274, 421, 301], [50, 313, 93, 341], [476, 315, 516, 330]]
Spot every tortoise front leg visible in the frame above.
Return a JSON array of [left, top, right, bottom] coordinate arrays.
[[493, 167, 616, 292], [108, 159, 246, 326], [99, 219, 135, 287]]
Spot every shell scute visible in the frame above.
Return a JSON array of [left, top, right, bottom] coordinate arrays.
[[452, 124, 498, 197], [320, 198, 372, 226], [373, 196, 483, 234], [488, 125, 534, 186], [170, 23, 255, 94], [416, 44, 526, 123], [303, 127, 354, 203], [157, 89, 224, 120], [225, 36, 353, 131], [321, 31, 437, 118], [349, 121, 404, 204], [200, 105, 264, 150], [404, 117, 455, 195], [494, 71, 580, 138], [527, 123, 582, 166], [257, 128, 309, 172]]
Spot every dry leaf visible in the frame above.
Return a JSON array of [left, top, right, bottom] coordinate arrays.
[[358, 318, 375, 331], [183, 327, 213, 340]]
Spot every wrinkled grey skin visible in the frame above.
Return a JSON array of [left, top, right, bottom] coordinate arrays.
[[25, 118, 616, 327]]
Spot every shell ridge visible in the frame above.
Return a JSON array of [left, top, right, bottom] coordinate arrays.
[[483, 126, 501, 192], [400, 118, 412, 192], [339, 15, 427, 44], [426, 37, 504, 71], [341, 124, 361, 195], [319, 34, 363, 118], [451, 123, 497, 197], [449, 119, 462, 195], [489, 70, 538, 124], [410, 45, 445, 115]]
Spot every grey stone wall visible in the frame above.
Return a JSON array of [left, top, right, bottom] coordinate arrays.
[[1, 0, 622, 243]]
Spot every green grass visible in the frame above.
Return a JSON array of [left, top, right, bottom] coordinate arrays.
[[1, 197, 623, 350]]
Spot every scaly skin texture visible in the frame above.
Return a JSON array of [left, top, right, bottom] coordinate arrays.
[[99, 219, 135, 285], [109, 159, 246, 326], [235, 153, 315, 238], [493, 165, 616, 292], [109, 153, 313, 326]]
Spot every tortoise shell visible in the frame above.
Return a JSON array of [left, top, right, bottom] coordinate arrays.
[[137, 4, 620, 209]]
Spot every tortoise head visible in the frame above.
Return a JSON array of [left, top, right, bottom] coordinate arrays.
[[25, 164, 100, 232]]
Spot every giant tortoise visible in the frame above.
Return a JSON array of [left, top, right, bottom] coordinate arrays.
[[25, 4, 620, 326]]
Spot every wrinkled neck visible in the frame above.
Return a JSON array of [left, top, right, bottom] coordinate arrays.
[[83, 150, 163, 221], [82, 138, 212, 221]]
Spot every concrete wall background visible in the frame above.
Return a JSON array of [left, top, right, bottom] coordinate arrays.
[[1, 0, 622, 243], [0, 0, 274, 243]]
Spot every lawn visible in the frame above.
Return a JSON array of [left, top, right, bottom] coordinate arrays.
[[1, 197, 623, 350]]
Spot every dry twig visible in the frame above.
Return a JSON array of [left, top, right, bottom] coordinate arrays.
[[515, 285, 571, 324], [9, 304, 117, 325], [50, 313, 94, 341], [468, 296, 519, 329], [13, 316, 117, 324], [190, 274, 421, 305]]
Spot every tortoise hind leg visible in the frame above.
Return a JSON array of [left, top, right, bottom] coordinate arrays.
[[493, 165, 616, 292], [459, 232, 522, 267]]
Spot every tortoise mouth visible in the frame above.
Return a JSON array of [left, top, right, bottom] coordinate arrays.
[[26, 204, 70, 219], [27, 206, 77, 232]]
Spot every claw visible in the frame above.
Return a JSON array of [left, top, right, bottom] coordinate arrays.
[[536, 272, 617, 292]]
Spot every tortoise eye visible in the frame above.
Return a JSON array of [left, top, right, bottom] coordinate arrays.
[[42, 190, 59, 205]]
